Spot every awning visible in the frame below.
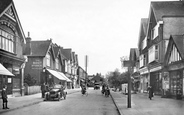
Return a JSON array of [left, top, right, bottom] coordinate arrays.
[[46, 69, 66, 81], [0, 63, 14, 76], [57, 72, 72, 82]]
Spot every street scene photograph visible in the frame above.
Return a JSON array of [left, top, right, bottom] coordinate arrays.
[[0, 0, 184, 115]]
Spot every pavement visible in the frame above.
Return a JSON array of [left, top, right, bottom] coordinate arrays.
[[0, 88, 184, 115], [110, 90, 184, 115], [0, 88, 81, 114]]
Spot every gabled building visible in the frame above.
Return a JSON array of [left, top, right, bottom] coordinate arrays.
[[140, 1, 184, 95], [0, 0, 26, 96], [164, 35, 184, 99], [60, 48, 74, 88], [24, 39, 69, 87], [138, 18, 149, 93]]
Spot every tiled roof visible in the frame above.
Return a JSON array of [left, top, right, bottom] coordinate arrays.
[[151, 1, 184, 21], [75, 54, 78, 65], [72, 52, 75, 62], [53, 44, 60, 58], [138, 18, 148, 49], [171, 35, 184, 59], [30, 40, 51, 56], [0, 0, 12, 15], [129, 48, 138, 61], [61, 48, 72, 60]]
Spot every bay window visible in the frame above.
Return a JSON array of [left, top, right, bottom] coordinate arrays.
[[0, 29, 14, 53], [148, 45, 159, 63]]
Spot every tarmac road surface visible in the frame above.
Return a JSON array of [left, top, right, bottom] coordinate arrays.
[[1, 88, 119, 115]]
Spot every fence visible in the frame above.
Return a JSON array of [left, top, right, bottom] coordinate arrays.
[[24, 85, 41, 95]]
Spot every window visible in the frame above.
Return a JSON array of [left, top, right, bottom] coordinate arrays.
[[55, 58, 59, 69], [142, 37, 147, 50], [139, 55, 144, 67], [151, 21, 163, 40], [46, 54, 51, 67], [148, 45, 159, 63], [0, 29, 14, 53], [155, 45, 159, 60], [169, 45, 181, 64]]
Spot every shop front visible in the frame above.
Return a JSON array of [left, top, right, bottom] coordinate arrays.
[[150, 71, 162, 95], [139, 67, 149, 93], [169, 70, 183, 99]]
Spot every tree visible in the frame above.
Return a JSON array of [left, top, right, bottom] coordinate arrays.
[[106, 69, 121, 88], [24, 74, 37, 86], [106, 69, 129, 89]]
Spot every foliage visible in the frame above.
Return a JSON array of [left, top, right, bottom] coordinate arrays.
[[24, 74, 37, 86], [106, 69, 129, 88]]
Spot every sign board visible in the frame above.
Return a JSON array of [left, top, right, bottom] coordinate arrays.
[[123, 60, 133, 67], [31, 59, 42, 69]]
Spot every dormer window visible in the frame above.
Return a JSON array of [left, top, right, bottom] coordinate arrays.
[[55, 58, 59, 69], [46, 54, 51, 67], [151, 21, 163, 40]]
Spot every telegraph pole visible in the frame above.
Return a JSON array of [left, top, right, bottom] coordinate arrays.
[[85, 55, 88, 86]]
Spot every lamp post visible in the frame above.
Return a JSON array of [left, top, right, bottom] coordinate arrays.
[[42, 67, 46, 84]]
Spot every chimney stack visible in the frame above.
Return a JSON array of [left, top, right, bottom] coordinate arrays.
[[24, 32, 32, 55]]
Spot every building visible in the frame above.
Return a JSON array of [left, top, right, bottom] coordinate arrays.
[[138, 18, 149, 93], [0, 0, 26, 96], [138, 1, 184, 96], [24, 38, 71, 88], [77, 66, 87, 87], [164, 35, 184, 99]]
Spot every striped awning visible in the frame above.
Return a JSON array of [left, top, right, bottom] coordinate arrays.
[[46, 69, 66, 81], [0, 63, 14, 76], [57, 72, 72, 82]]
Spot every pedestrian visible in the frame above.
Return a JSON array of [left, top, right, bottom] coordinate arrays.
[[1, 85, 9, 109], [41, 83, 46, 98], [148, 86, 154, 100]]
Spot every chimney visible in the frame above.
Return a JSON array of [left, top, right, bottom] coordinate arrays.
[[24, 32, 32, 55]]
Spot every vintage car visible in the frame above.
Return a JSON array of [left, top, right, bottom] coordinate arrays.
[[44, 85, 67, 101], [94, 83, 100, 90]]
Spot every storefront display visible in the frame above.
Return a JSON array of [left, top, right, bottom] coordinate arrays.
[[170, 70, 183, 99]]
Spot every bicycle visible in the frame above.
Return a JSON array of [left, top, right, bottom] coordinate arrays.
[[81, 89, 88, 96]]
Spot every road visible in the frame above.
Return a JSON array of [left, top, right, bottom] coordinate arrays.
[[2, 88, 119, 115]]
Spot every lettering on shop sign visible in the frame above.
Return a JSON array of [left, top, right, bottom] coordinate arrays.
[[31, 59, 42, 69]]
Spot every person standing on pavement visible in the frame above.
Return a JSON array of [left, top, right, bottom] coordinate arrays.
[[148, 86, 154, 100], [41, 83, 46, 98], [1, 85, 9, 109]]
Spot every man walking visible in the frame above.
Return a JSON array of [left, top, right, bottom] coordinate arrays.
[[148, 86, 154, 100], [1, 85, 9, 109]]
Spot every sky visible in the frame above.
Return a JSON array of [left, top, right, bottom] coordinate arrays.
[[13, 0, 177, 75]]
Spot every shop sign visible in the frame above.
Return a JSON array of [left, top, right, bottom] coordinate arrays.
[[140, 67, 148, 75], [150, 66, 162, 72], [31, 59, 42, 69]]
